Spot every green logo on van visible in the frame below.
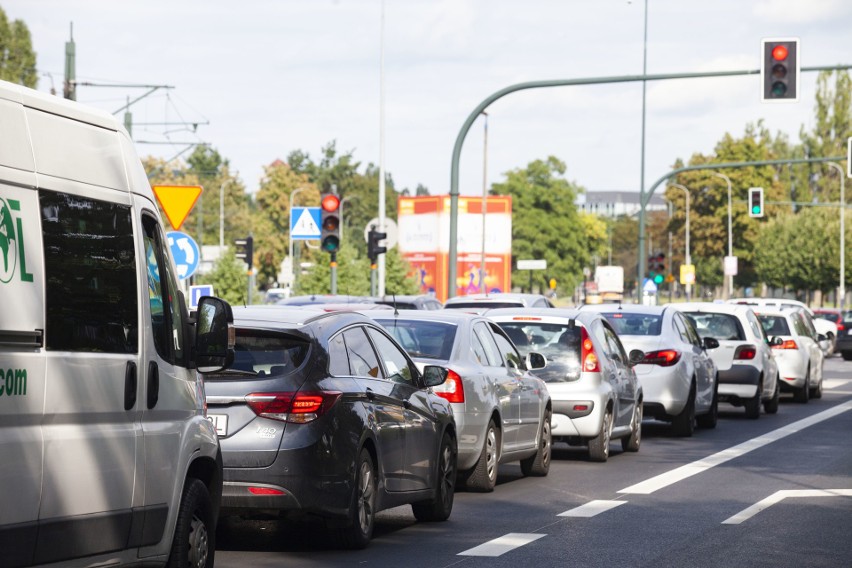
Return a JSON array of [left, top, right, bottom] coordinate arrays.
[[0, 368, 27, 397], [0, 197, 32, 284]]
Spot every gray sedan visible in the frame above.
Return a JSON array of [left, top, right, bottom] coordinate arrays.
[[369, 310, 552, 492]]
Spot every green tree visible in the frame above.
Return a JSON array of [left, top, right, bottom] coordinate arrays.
[[384, 247, 421, 296], [0, 8, 37, 87], [196, 249, 252, 306], [297, 245, 370, 296]]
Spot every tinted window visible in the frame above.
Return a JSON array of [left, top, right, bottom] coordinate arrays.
[[374, 319, 457, 360], [41, 190, 137, 353], [209, 329, 310, 379], [473, 322, 502, 366], [143, 215, 186, 364], [602, 312, 663, 336], [445, 302, 524, 310], [684, 312, 744, 341], [491, 328, 524, 370], [470, 329, 489, 364], [328, 332, 350, 376], [604, 326, 627, 364], [757, 315, 791, 336], [367, 328, 416, 386], [343, 327, 382, 378]]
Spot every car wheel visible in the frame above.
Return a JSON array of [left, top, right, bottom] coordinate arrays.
[[810, 375, 823, 399], [763, 377, 780, 414], [412, 431, 456, 522], [521, 410, 552, 476], [842, 351, 852, 361], [744, 380, 762, 419], [794, 368, 810, 403], [463, 420, 499, 492], [588, 408, 612, 462], [166, 478, 215, 568], [697, 381, 719, 429], [333, 448, 376, 550], [672, 383, 696, 436], [621, 403, 642, 452]]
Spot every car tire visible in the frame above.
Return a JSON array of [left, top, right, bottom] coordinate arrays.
[[744, 380, 762, 419], [463, 420, 499, 492], [412, 431, 456, 522], [810, 375, 823, 399], [588, 408, 612, 462], [794, 368, 810, 403], [333, 448, 376, 550], [672, 383, 696, 437], [842, 351, 852, 361], [696, 382, 719, 429], [763, 377, 780, 414], [166, 478, 215, 568], [621, 403, 642, 452], [521, 410, 552, 476]]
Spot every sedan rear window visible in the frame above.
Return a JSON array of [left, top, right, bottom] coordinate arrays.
[[684, 312, 745, 341], [757, 315, 791, 336], [496, 322, 582, 383], [374, 319, 457, 360], [601, 313, 662, 336], [445, 302, 524, 310], [207, 330, 309, 379]]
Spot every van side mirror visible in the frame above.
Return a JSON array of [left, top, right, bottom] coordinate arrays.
[[628, 349, 645, 366], [702, 337, 720, 350], [194, 297, 235, 373], [422, 365, 448, 388], [526, 352, 547, 370]]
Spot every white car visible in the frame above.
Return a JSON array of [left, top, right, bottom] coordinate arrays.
[[728, 298, 836, 356], [754, 308, 825, 402], [487, 308, 644, 463], [584, 304, 719, 436], [444, 293, 554, 314], [674, 303, 780, 419]]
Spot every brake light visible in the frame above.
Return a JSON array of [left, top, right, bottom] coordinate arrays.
[[433, 369, 465, 403], [248, 487, 285, 495], [838, 323, 845, 331], [580, 327, 601, 373], [734, 345, 757, 360], [772, 340, 799, 350], [245, 391, 342, 423], [642, 349, 682, 367]]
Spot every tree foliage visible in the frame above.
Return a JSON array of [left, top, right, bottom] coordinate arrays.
[[195, 248, 253, 306], [0, 8, 37, 87]]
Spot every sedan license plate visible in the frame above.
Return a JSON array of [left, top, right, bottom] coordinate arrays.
[[207, 414, 228, 436]]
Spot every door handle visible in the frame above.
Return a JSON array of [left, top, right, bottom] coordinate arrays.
[[124, 361, 137, 410], [365, 388, 376, 401], [147, 361, 159, 409]]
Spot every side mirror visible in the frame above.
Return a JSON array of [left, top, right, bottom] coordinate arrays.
[[770, 336, 784, 347], [628, 349, 645, 366], [526, 352, 547, 370], [194, 297, 235, 373], [703, 337, 720, 350], [422, 365, 449, 388]]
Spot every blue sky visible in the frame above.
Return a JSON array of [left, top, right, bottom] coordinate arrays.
[[6, 0, 852, 199]]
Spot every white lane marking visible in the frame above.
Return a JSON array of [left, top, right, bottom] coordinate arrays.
[[722, 489, 852, 525], [619, 400, 852, 495], [457, 533, 546, 557], [823, 378, 851, 389], [558, 499, 627, 517]]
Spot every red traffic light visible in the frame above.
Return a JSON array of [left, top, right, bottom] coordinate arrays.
[[321, 193, 340, 212], [771, 45, 788, 61]]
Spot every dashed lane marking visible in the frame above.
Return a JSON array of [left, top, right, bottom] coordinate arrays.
[[557, 499, 627, 517], [722, 489, 852, 525], [457, 533, 546, 557]]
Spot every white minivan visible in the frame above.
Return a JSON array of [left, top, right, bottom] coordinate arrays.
[[0, 79, 234, 567]]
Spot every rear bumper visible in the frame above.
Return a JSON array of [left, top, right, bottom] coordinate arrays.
[[718, 364, 760, 401], [636, 366, 690, 417]]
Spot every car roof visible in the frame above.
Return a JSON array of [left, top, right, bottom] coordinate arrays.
[[365, 309, 479, 325], [231, 305, 373, 328], [669, 302, 752, 316], [482, 306, 603, 327], [443, 292, 550, 306], [579, 303, 668, 316]]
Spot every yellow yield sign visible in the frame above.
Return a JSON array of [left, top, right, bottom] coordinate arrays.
[[152, 185, 203, 230]]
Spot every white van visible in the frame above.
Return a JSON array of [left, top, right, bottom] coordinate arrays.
[[0, 79, 234, 567]]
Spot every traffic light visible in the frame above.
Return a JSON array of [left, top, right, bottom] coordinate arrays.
[[653, 253, 665, 285], [234, 235, 253, 269], [748, 187, 765, 218], [320, 193, 341, 254], [367, 227, 387, 263], [762, 38, 799, 102]]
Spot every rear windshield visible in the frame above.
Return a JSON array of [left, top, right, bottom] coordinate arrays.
[[684, 312, 745, 341], [206, 330, 310, 379], [496, 322, 582, 383], [815, 312, 841, 324], [601, 312, 662, 336], [757, 315, 791, 336], [445, 302, 523, 310], [374, 319, 457, 360]]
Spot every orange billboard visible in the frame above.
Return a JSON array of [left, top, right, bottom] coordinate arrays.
[[397, 195, 512, 302]]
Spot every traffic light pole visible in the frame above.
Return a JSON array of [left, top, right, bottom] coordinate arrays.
[[447, 64, 852, 298], [330, 253, 338, 295]]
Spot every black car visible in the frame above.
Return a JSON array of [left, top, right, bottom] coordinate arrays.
[[372, 294, 444, 310], [203, 306, 457, 548]]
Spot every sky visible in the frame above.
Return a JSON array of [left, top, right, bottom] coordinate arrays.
[[5, 0, 852, 201]]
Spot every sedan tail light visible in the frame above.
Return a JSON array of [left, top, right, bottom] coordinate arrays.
[[838, 323, 845, 331], [642, 349, 682, 367], [245, 390, 342, 423], [734, 345, 757, 360], [432, 369, 465, 403], [580, 327, 601, 373], [771, 339, 799, 350]]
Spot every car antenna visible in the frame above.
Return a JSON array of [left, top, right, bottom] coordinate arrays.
[[393, 294, 399, 316]]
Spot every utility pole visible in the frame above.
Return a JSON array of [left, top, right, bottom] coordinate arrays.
[[63, 24, 76, 100]]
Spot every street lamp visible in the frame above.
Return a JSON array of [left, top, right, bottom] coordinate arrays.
[[826, 162, 846, 311], [289, 187, 307, 290], [219, 178, 233, 249], [670, 183, 691, 299], [480, 111, 488, 293], [713, 172, 733, 299]]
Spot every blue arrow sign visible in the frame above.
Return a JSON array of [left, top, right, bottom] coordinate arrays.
[[167, 231, 200, 280], [290, 207, 321, 240]]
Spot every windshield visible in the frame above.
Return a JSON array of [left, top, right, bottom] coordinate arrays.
[[601, 312, 662, 336], [496, 322, 582, 383], [374, 319, 457, 359], [757, 315, 791, 336], [684, 312, 745, 341], [206, 329, 310, 379]]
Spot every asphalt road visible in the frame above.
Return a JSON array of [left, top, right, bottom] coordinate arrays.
[[215, 356, 852, 568]]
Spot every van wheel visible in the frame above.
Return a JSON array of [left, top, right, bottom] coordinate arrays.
[[521, 410, 552, 475], [333, 448, 376, 549], [463, 420, 499, 492], [167, 479, 215, 568]]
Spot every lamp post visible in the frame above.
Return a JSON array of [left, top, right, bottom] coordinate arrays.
[[219, 179, 233, 249], [713, 172, 733, 299], [826, 162, 846, 310], [480, 111, 488, 294], [289, 187, 307, 291], [670, 183, 691, 299]]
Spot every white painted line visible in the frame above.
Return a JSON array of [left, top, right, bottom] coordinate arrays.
[[619, 400, 852, 495], [823, 378, 851, 389], [558, 499, 627, 517], [722, 489, 852, 525], [457, 533, 546, 557]]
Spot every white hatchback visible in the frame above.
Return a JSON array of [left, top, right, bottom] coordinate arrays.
[[754, 308, 825, 402]]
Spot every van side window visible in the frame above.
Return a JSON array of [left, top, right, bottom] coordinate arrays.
[[41, 190, 138, 353], [142, 215, 185, 364]]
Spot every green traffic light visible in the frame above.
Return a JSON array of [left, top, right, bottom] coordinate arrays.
[[752, 205, 761, 214], [653, 274, 664, 285]]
